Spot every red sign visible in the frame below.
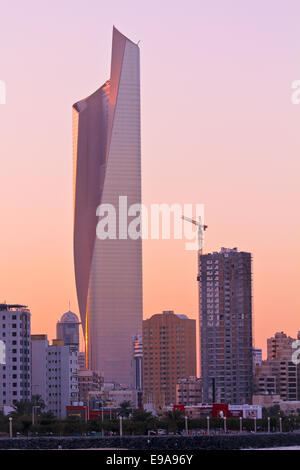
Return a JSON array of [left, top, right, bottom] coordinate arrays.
[[212, 403, 229, 418]]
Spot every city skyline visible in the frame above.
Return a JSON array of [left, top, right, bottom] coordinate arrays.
[[0, 0, 299, 359]]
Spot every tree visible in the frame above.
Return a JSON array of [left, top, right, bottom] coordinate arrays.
[[31, 395, 46, 411], [262, 405, 282, 418], [9, 400, 31, 417], [40, 411, 55, 419], [118, 401, 133, 418], [162, 409, 184, 434], [9, 395, 46, 418], [130, 410, 158, 435]]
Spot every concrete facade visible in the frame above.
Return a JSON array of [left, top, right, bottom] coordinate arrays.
[[176, 376, 203, 406], [31, 334, 49, 406], [254, 331, 300, 401], [31, 335, 79, 418], [78, 369, 103, 403], [47, 340, 79, 418], [143, 311, 196, 406], [0, 304, 31, 406], [199, 248, 253, 404]]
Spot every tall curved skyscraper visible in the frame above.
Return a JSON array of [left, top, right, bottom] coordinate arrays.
[[73, 27, 142, 386]]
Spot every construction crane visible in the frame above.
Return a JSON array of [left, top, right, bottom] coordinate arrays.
[[181, 215, 208, 254]]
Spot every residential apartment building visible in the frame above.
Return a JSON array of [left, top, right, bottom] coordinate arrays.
[[143, 310, 196, 406], [78, 369, 103, 403], [47, 339, 79, 418], [0, 304, 31, 406], [199, 248, 253, 404], [31, 335, 79, 418], [254, 331, 299, 401], [176, 376, 202, 406]]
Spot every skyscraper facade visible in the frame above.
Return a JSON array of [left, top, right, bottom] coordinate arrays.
[[199, 248, 253, 404], [73, 27, 142, 386]]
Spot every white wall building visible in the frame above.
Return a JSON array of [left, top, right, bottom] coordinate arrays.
[[0, 304, 31, 406], [31, 335, 79, 418], [47, 339, 79, 418]]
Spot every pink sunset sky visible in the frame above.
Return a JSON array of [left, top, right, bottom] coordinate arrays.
[[0, 0, 299, 358]]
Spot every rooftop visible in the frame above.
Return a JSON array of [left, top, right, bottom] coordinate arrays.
[[0, 303, 28, 311], [58, 310, 80, 324]]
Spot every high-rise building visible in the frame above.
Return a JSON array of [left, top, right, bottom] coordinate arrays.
[[31, 335, 79, 418], [73, 27, 142, 386], [31, 334, 49, 406], [267, 331, 295, 361], [253, 348, 262, 372], [0, 304, 31, 406], [56, 310, 80, 347], [254, 331, 299, 401], [47, 339, 79, 418], [199, 248, 253, 404], [143, 311, 196, 406]]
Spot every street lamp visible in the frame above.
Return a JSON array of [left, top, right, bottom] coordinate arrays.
[[9, 417, 12, 438], [119, 416, 123, 437], [184, 415, 188, 435], [32, 406, 39, 426], [206, 416, 210, 435], [267, 416, 270, 433]]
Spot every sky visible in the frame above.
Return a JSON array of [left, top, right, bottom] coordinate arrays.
[[0, 0, 299, 358]]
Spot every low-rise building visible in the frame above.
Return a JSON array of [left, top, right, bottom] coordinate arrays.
[[173, 403, 262, 419], [253, 394, 300, 415], [176, 377, 202, 406], [254, 332, 300, 401], [109, 388, 141, 409], [78, 369, 103, 403]]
